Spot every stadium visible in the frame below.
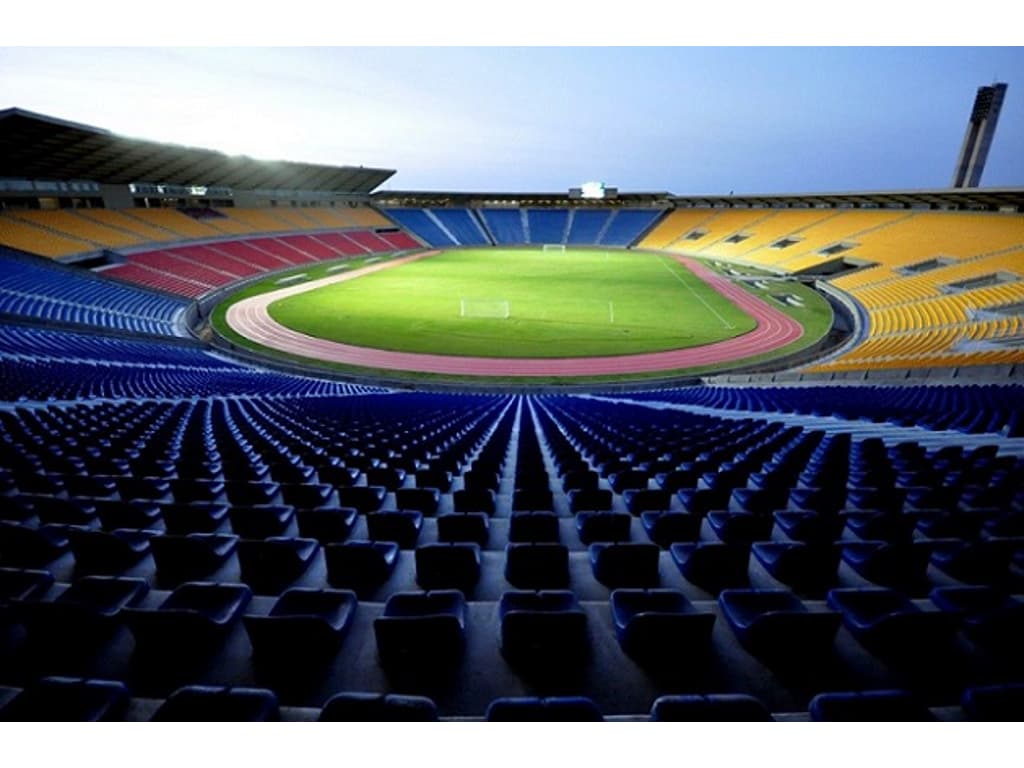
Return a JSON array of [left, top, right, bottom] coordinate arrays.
[[1, 49, 1023, 727]]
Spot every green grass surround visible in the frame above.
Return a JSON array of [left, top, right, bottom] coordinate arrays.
[[267, 249, 756, 358]]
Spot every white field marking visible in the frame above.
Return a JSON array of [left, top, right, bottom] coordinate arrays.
[[609, 301, 615, 324], [658, 257, 735, 330]]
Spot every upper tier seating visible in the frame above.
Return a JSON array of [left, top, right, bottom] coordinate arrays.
[[0, 206, 403, 258]]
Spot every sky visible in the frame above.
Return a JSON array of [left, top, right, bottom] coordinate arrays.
[[1, 45, 1022, 195]]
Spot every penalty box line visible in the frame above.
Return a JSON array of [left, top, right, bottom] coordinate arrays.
[[658, 258, 735, 330]]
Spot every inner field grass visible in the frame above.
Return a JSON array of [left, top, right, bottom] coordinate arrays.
[[266, 248, 757, 358]]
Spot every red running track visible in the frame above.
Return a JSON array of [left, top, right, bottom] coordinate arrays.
[[225, 253, 804, 377]]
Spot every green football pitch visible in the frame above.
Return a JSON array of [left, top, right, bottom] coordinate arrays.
[[265, 248, 758, 358]]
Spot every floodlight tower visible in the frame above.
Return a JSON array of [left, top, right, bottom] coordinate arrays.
[[951, 82, 1008, 188]]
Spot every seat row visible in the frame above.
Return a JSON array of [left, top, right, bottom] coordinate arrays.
[[4, 676, 1019, 721]]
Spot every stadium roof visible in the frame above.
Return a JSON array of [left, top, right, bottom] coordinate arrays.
[[669, 188, 1024, 211], [0, 108, 395, 194], [374, 187, 1024, 212]]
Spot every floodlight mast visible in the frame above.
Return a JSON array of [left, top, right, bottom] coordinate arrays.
[[952, 82, 1008, 189]]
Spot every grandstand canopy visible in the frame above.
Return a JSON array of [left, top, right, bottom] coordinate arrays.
[[0, 108, 395, 194], [669, 188, 1024, 211], [374, 188, 1024, 212]]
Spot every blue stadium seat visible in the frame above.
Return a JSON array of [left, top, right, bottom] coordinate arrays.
[[0, 567, 54, 604], [641, 512, 701, 548], [395, 487, 441, 516], [324, 541, 400, 594], [576, 511, 632, 544], [152, 685, 280, 721], [236, 537, 320, 594], [295, 506, 358, 544], [373, 590, 468, 667], [453, 489, 496, 515], [437, 512, 489, 545], [485, 696, 603, 721], [366, 510, 424, 548], [567, 488, 614, 514], [719, 589, 840, 660], [337, 486, 387, 515], [0, 676, 130, 722], [623, 489, 673, 515], [650, 694, 773, 722], [499, 590, 587, 664], [124, 582, 252, 657], [671, 542, 750, 592], [0, 522, 69, 569], [319, 692, 439, 721], [13, 575, 148, 645], [590, 542, 660, 588], [827, 587, 959, 660], [808, 690, 934, 721], [509, 511, 560, 543], [929, 585, 1024, 652], [243, 588, 357, 665], [149, 532, 238, 587], [961, 683, 1024, 721], [610, 588, 715, 662], [504, 543, 570, 589], [750, 541, 840, 596], [64, 527, 152, 575], [414, 543, 482, 591]]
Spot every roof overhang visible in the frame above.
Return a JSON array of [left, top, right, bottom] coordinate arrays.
[[0, 108, 395, 194]]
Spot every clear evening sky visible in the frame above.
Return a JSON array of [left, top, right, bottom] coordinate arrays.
[[0, 46, 1021, 194]]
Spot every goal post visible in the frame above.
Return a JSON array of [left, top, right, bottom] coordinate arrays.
[[459, 298, 510, 319], [542, 244, 566, 254]]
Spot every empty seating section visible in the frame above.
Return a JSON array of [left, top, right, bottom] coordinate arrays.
[[635, 207, 1024, 371], [0, 250, 187, 336], [525, 208, 569, 244], [119, 209, 227, 240], [0, 214, 96, 258], [638, 208, 719, 250], [598, 209, 663, 246], [480, 209, 525, 244], [382, 206, 665, 248], [0, 324, 373, 400], [73, 209, 179, 243], [566, 209, 611, 244], [6, 210, 145, 249], [381, 209, 455, 247], [0, 207, 404, 265], [344, 207, 392, 229], [3, 197, 1024, 720], [621, 383, 1024, 436], [104, 230, 407, 298], [218, 208, 300, 233], [1, 384, 1020, 720], [429, 209, 489, 245], [0, 370, 1022, 720]]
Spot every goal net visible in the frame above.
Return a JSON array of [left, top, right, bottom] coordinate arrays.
[[542, 244, 566, 253], [459, 298, 510, 319]]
